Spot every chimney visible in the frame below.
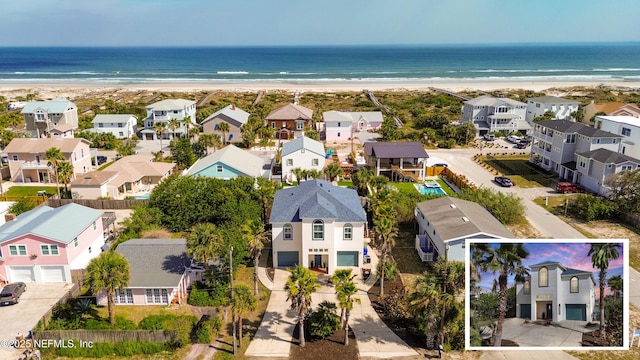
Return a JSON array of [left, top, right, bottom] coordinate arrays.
[[231, 104, 236, 110], [5, 213, 17, 222]]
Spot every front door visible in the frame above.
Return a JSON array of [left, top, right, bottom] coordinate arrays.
[[546, 303, 553, 320], [314, 255, 322, 268]]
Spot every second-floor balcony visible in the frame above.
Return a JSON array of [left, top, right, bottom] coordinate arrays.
[[415, 234, 437, 262], [20, 161, 50, 170]]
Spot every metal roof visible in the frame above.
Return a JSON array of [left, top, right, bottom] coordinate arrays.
[[21, 98, 76, 114], [464, 95, 526, 107], [92, 114, 136, 124], [281, 136, 325, 157], [146, 99, 195, 111], [116, 238, 189, 288]]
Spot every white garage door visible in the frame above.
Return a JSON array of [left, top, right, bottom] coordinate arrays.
[[41, 266, 68, 282], [9, 266, 35, 282]]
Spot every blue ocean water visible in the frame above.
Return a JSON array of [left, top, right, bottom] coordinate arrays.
[[0, 43, 639, 85]]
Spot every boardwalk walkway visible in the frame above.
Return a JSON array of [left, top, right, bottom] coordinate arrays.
[[364, 89, 404, 127]]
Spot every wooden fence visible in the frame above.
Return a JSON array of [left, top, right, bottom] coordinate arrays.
[[33, 330, 177, 344], [0, 195, 48, 204], [45, 199, 149, 209], [441, 167, 477, 192], [425, 166, 446, 177]]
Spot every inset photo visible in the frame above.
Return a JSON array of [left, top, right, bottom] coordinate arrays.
[[466, 239, 628, 351]]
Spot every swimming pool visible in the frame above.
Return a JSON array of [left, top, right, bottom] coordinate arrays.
[[133, 193, 150, 199], [415, 182, 446, 196]]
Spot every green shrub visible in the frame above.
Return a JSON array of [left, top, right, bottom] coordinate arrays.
[[85, 316, 137, 330], [568, 195, 617, 222], [308, 301, 341, 339], [54, 341, 114, 357], [163, 315, 198, 347], [376, 257, 398, 281], [113, 341, 169, 356]]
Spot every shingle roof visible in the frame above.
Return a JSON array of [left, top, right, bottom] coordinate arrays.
[[281, 136, 325, 157], [416, 197, 514, 241], [71, 171, 119, 186], [536, 120, 621, 138], [364, 142, 429, 159], [92, 114, 136, 124], [200, 105, 250, 126], [577, 148, 640, 165], [185, 144, 268, 178], [0, 203, 102, 245], [528, 96, 580, 105], [270, 180, 366, 223], [147, 99, 195, 111], [115, 238, 189, 288], [464, 95, 526, 107], [265, 103, 313, 121], [4, 138, 89, 154], [21, 98, 76, 114]]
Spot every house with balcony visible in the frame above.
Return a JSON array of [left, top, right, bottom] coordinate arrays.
[[270, 180, 367, 275], [414, 197, 513, 263], [281, 136, 325, 183], [184, 144, 272, 180], [515, 261, 595, 322], [200, 105, 250, 144], [21, 98, 78, 138], [4, 138, 93, 183], [265, 103, 313, 140], [91, 114, 138, 139], [529, 120, 621, 182], [575, 149, 640, 195], [140, 99, 197, 140], [0, 203, 104, 283], [525, 96, 580, 124], [363, 141, 428, 182], [461, 95, 530, 136], [594, 115, 640, 160], [323, 110, 384, 142]]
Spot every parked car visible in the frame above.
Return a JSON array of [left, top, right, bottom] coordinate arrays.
[[507, 135, 522, 144], [516, 142, 529, 149], [433, 163, 448, 168], [483, 133, 495, 141], [494, 176, 514, 187], [0, 282, 26, 305], [556, 182, 585, 194]]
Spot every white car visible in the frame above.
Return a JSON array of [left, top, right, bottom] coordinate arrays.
[[507, 135, 522, 144]]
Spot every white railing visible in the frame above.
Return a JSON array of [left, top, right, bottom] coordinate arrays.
[[415, 234, 435, 262]]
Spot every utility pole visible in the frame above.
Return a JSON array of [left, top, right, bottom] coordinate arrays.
[[230, 246, 236, 355]]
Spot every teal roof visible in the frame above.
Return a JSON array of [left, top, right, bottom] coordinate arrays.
[[0, 203, 103, 244], [21, 98, 76, 114]]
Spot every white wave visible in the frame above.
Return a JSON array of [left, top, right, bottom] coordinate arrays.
[[216, 71, 249, 75]]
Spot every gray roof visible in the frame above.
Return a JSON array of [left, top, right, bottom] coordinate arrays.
[[185, 144, 269, 178], [416, 197, 513, 241], [92, 114, 136, 124], [577, 148, 640, 165], [116, 238, 189, 288], [21, 98, 76, 114], [562, 268, 592, 276], [270, 180, 366, 223], [364, 142, 429, 159], [536, 120, 621, 138], [529, 261, 564, 269], [146, 99, 195, 111], [464, 95, 526, 107], [528, 96, 580, 105], [200, 105, 250, 126], [0, 203, 103, 245], [281, 136, 325, 157]]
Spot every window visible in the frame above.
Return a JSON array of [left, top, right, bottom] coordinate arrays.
[[9, 245, 27, 256], [570, 276, 579, 293], [312, 158, 319, 166], [98, 123, 104, 128], [539, 267, 548, 287], [282, 122, 286, 128], [579, 158, 586, 168], [115, 289, 134, 304], [343, 224, 353, 240], [283, 224, 293, 240], [312, 220, 324, 240], [296, 122, 304, 130], [118, 123, 124, 128], [146, 289, 169, 304], [524, 280, 530, 295], [12, 155, 18, 161], [622, 127, 631, 136], [119, 132, 124, 137], [566, 134, 576, 144], [271, 122, 276, 129], [286, 159, 293, 166], [74, 237, 79, 247], [621, 165, 634, 171], [216, 165, 223, 172], [337, 132, 341, 137], [93, 221, 97, 230], [41, 244, 59, 256]]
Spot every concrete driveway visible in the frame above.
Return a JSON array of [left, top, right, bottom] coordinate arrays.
[[0, 283, 73, 359], [498, 318, 593, 347]]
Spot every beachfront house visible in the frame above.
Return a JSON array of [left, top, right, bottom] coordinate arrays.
[[140, 99, 197, 140], [4, 138, 93, 183], [461, 95, 530, 136], [265, 103, 313, 140], [200, 104, 250, 144], [21, 98, 79, 138], [363, 141, 428, 182], [91, 114, 138, 139], [323, 110, 384, 142], [414, 197, 514, 263], [515, 261, 595, 322], [184, 144, 272, 180], [594, 115, 640, 159], [525, 96, 580, 124], [281, 136, 325, 183], [0, 203, 105, 283], [270, 180, 367, 275]]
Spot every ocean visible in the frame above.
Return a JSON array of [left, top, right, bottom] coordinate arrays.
[[0, 43, 639, 85]]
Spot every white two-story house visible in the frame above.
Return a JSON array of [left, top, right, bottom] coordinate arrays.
[[140, 99, 197, 140], [281, 136, 325, 183], [270, 180, 367, 275], [461, 95, 530, 136], [525, 96, 580, 124], [516, 261, 595, 322], [91, 114, 138, 139], [323, 110, 384, 142]]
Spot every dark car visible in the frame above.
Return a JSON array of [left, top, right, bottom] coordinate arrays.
[[96, 156, 107, 165], [433, 163, 448, 168], [0, 282, 26, 305], [494, 176, 514, 187], [515, 142, 529, 149]]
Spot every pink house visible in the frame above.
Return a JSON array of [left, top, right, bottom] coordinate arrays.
[[98, 239, 195, 306], [0, 203, 105, 284]]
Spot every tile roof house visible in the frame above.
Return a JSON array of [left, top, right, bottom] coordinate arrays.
[[184, 144, 272, 179], [265, 103, 314, 140], [363, 141, 429, 181], [323, 111, 384, 142], [414, 197, 514, 262], [4, 138, 93, 183], [70, 171, 120, 199], [97, 238, 194, 305], [200, 105, 250, 144], [21, 98, 79, 138], [96, 155, 176, 196], [525, 96, 580, 123], [91, 114, 138, 139], [516, 261, 595, 322], [461, 95, 530, 135], [281, 136, 325, 183], [140, 99, 197, 140], [50, 123, 75, 138], [583, 102, 640, 122], [270, 180, 367, 275], [0, 203, 104, 283]]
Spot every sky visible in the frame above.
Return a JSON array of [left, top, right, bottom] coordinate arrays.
[[474, 242, 625, 297], [1, 0, 639, 47]]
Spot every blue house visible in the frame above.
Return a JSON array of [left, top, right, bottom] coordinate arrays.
[[184, 144, 272, 180]]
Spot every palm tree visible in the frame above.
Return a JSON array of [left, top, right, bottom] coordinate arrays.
[[351, 168, 373, 196], [336, 279, 361, 346], [218, 121, 230, 145], [243, 220, 271, 296], [84, 252, 130, 325], [408, 272, 442, 348], [331, 269, 355, 326], [474, 243, 529, 347], [285, 265, 320, 347], [608, 275, 623, 301], [46, 147, 65, 199], [168, 118, 181, 139], [372, 216, 397, 298], [588, 243, 621, 338], [292, 167, 304, 185], [324, 163, 343, 182], [197, 133, 220, 155], [57, 161, 74, 199], [181, 116, 193, 139], [189, 126, 201, 140], [232, 284, 257, 347], [187, 223, 223, 270], [153, 122, 166, 153]]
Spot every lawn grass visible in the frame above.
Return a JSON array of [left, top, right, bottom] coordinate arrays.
[[436, 179, 456, 195], [392, 223, 427, 276], [95, 304, 195, 325], [5, 185, 58, 197], [480, 155, 556, 188], [337, 180, 353, 187]]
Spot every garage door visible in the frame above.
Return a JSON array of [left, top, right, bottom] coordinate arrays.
[[277, 251, 299, 267], [566, 304, 587, 321], [41, 266, 68, 282], [337, 251, 359, 266], [10, 266, 35, 282], [520, 304, 531, 319]]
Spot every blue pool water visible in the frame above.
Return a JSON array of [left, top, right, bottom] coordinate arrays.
[[133, 193, 150, 199], [417, 183, 446, 196]]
